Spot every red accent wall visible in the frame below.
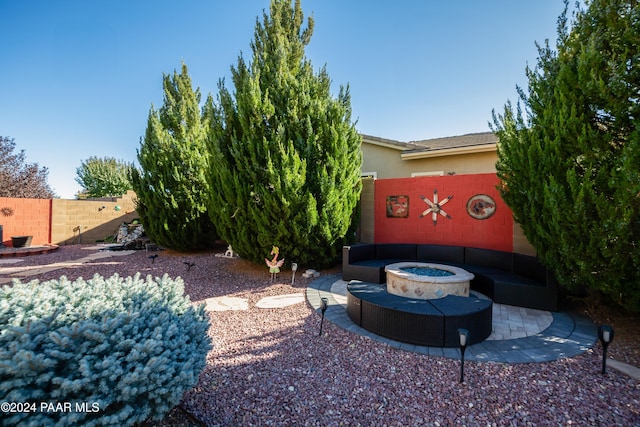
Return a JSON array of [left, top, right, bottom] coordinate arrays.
[[0, 198, 52, 246], [374, 174, 513, 251]]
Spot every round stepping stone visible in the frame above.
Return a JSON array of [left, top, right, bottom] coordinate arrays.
[[255, 293, 305, 309], [204, 296, 249, 312], [83, 250, 136, 260]]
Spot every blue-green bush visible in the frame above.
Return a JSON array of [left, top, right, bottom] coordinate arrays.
[[0, 273, 212, 427]]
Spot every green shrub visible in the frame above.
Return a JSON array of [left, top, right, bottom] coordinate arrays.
[[0, 273, 212, 427], [206, 0, 362, 268]]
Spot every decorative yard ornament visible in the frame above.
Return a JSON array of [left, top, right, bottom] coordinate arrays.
[[1, 207, 15, 217], [265, 246, 285, 282], [420, 189, 452, 224], [224, 245, 236, 258], [215, 244, 238, 259]]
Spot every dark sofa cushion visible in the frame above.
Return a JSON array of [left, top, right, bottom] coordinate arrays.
[[352, 259, 415, 284], [469, 272, 495, 299], [352, 259, 390, 268], [513, 253, 547, 283], [376, 243, 417, 260], [464, 247, 513, 272], [463, 264, 505, 276], [417, 244, 465, 264], [490, 272, 546, 288]]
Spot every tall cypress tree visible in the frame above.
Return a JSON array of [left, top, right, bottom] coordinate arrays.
[[132, 63, 217, 251], [492, 0, 640, 312], [206, 0, 362, 267]]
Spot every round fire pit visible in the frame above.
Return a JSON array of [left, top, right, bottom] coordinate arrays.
[[385, 262, 474, 300]]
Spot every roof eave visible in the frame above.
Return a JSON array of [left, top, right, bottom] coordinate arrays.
[[400, 143, 497, 160], [361, 134, 418, 151]]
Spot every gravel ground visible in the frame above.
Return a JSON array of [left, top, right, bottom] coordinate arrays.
[[3, 245, 640, 426]]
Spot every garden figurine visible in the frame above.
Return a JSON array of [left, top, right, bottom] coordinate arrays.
[[265, 246, 285, 282]]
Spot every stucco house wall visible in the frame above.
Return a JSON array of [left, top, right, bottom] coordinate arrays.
[[363, 142, 499, 177], [361, 132, 499, 177], [361, 142, 409, 178]]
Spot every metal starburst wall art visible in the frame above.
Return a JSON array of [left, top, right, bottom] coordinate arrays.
[[419, 189, 452, 225]]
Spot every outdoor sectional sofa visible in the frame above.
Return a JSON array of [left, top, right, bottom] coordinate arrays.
[[342, 243, 558, 311]]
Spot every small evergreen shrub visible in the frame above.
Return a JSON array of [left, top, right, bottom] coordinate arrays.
[[0, 273, 212, 427]]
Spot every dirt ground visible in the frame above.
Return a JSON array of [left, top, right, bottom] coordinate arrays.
[[3, 245, 637, 426], [149, 254, 640, 427], [569, 296, 640, 368]]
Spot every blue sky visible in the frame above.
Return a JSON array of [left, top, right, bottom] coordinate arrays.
[[0, 1, 565, 198]]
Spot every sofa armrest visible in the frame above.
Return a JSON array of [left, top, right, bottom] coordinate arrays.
[[343, 244, 376, 264]]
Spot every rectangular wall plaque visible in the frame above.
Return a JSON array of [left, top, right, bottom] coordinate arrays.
[[386, 195, 409, 218]]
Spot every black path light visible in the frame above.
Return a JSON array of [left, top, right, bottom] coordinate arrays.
[[458, 328, 470, 383], [597, 324, 614, 374], [318, 297, 328, 336]]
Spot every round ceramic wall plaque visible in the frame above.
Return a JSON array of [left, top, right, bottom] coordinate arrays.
[[466, 194, 496, 220]]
